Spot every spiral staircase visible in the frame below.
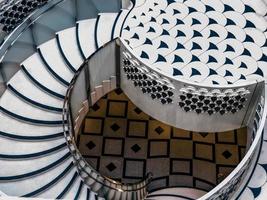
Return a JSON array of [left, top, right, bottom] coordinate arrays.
[[0, 0, 266, 199]]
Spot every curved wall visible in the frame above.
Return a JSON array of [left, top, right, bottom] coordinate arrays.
[[120, 40, 265, 132]]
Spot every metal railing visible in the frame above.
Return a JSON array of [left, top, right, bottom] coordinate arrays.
[[62, 39, 152, 200]]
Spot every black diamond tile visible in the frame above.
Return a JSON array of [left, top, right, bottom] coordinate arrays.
[[110, 123, 120, 132], [134, 107, 142, 114], [222, 150, 232, 159], [199, 132, 209, 138], [91, 104, 100, 111], [155, 126, 164, 135], [106, 162, 117, 172], [115, 88, 123, 95], [86, 141, 96, 150], [131, 144, 141, 153]]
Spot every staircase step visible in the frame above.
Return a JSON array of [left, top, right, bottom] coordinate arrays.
[[0, 89, 62, 121], [38, 38, 73, 82], [0, 130, 64, 141], [95, 13, 119, 48], [22, 53, 67, 96], [77, 19, 97, 59], [7, 85, 62, 113], [63, 175, 85, 199], [0, 105, 64, 126], [0, 144, 68, 177], [0, 112, 63, 138], [56, 27, 84, 71], [37, 168, 79, 199], [0, 136, 65, 157], [38, 38, 75, 82], [22, 161, 74, 198], [0, 156, 73, 196], [8, 71, 63, 109], [77, 182, 88, 200]]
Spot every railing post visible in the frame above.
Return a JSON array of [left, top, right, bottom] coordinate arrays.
[[115, 38, 121, 88], [84, 63, 92, 107]]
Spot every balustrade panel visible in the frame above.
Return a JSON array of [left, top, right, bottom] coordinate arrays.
[[120, 39, 264, 133]]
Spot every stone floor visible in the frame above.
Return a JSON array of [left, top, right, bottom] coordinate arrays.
[[77, 88, 247, 192]]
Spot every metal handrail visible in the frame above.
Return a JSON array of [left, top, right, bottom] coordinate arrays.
[[62, 39, 152, 195]]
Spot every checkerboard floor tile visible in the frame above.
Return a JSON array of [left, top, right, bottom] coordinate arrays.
[[77, 88, 247, 192]]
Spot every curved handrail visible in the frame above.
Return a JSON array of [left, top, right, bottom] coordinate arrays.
[[62, 39, 152, 196], [121, 38, 267, 199]]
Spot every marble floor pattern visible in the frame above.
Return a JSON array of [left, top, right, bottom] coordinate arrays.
[[77, 88, 247, 192]]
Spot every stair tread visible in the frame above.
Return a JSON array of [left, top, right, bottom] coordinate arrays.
[[0, 89, 62, 121], [22, 53, 67, 96], [0, 145, 68, 177], [57, 27, 84, 70], [38, 167, 77, 199], [38, 38, 74, 83], [0, 111, 63, 137], [77, 18, 97, 59], [0, 132, 65, 155], [8, 71, 63, 108], [96, 13, 118, 48], [75, 182, 88, 200], [0, 152, 72, 196], [63, 176, 83, 199]]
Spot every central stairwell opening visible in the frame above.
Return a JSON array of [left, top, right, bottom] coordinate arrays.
[[75, 88, 248, 198]]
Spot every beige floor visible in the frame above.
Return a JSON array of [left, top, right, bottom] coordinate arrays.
[[77, 88, 247, 192]]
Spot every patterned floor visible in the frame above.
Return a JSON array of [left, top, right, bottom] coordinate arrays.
[[121, 0, 267, 85], [77, 88, 247, 192]]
